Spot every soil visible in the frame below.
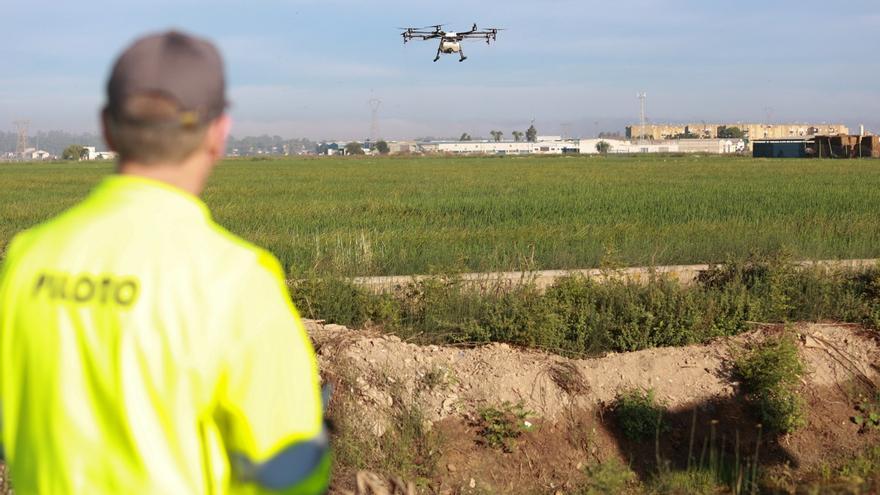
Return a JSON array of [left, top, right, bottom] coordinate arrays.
[[309, 321, 880, 494]]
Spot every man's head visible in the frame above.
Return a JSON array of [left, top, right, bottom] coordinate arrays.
[[102, 31, 229, 167]]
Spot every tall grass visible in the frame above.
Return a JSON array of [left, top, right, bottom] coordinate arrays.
[[292, 254, 880, 355], [3, 156, 880, 276]]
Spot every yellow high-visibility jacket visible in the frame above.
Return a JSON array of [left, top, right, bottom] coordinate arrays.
[[0, 174, 329, 494]]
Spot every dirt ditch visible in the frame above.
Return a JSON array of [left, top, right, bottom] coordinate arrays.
[[309, 320, 880, 494]]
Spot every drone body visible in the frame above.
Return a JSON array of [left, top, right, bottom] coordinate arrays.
[[400, 24, 501, 62]]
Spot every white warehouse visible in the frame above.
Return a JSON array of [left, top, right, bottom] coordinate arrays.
[[418, 137, 745, 156]]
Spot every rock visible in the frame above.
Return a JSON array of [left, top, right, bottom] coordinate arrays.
[[447, 463, 457, 472], [469, 478, 476, 489]]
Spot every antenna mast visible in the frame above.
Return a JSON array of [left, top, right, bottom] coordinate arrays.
[[14, 120, 30, 158], [560, 122, 572, 140], [368, 96, 382, 144], [637, 92, 647, 144]]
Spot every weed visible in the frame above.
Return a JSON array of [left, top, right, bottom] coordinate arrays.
[[475, 401, 531, 452], [563, 406, 597, 455], [611, 388, 668, 442], [419, 365, 448, 391], [733, 332, 806, 433], [852, 392, 880, 433], [784, 444, 880, 493], [649, 469, 722, 495], [576, 459, 638, 495], [380, 396, 443, 483], [328, 371, 443, 485]]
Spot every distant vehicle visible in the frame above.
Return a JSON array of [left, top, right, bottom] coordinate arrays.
[[399, 24, 502, 62]]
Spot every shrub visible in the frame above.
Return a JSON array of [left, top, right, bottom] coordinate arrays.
[[291, 255, 880, 359], [612, 388, 667, 441], [475, 401, 531, 452], [733, 332, 806, 433]]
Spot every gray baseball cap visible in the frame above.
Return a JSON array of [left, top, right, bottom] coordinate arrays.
[[106, 30, 227, 127]]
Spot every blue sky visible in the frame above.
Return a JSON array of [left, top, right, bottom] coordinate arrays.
[[2, 0, 878, 139]]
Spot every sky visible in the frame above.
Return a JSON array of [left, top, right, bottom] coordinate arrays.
[[2, 0, 878, 140]]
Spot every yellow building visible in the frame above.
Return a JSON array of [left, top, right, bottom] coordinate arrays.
[[626, 123, 849, 141]]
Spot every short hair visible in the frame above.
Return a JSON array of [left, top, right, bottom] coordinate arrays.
[[104, 93, 210, 165]]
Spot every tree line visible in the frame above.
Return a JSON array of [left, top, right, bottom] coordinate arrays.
[[460, 124, 538, 143]]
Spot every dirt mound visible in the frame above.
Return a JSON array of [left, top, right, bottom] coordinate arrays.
[[310, 321, 879, 426], [309, 321, 880, 493]]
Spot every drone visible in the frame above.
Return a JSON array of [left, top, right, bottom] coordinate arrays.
[[400, 23, 502, 62]]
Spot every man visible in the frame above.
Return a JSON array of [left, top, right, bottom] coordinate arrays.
[[0, 31, 330, 494]]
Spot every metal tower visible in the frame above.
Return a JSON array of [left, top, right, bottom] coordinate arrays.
[[637, 92, 647, 144], [368, 97, 382, 144], [14, 120, 30, 157], [560, 122, 572, 140]]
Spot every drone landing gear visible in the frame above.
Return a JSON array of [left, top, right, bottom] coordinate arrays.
[[434, 44, 441, 62], [459, 52, 467, 62]]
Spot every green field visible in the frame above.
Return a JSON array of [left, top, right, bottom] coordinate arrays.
[[2, 155, 880, 276]]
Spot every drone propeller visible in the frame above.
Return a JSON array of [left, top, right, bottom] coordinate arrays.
[[396, 24, 445, 31]]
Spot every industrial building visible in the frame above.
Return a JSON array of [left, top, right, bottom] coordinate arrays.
[[753, 134, 879, 159], [626, 123, 849, 141], [430, 136, 580, 155], [814, 135, 880, 159], [83, 146, 117, 160], [409, 137, 745, 156], [752, 139, 811, 159]]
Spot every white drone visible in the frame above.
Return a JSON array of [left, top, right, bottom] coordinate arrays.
[[400, 24, 502, 62]]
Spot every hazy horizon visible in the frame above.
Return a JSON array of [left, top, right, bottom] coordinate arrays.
[[3, 0, 878, 141]]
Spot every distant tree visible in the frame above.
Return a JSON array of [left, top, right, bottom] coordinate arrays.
[[490, 130, 504, 142], [512, 131, 524, 142], [62, 144, 86, 161], [525, 124, 538, 143], [598, 131, 623, 139], [596, 140, 611, 154], [375, 140, 390, 155], [717, 126, 745, 139], [459, 133, 472, 141], [344, 141, 365, 155]]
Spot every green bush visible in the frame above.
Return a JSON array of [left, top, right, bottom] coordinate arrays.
[[291, 255, 880, 359], [475, 401, 531, 452], [733, 332, 806, 433], [612, 388, 667, 441]]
